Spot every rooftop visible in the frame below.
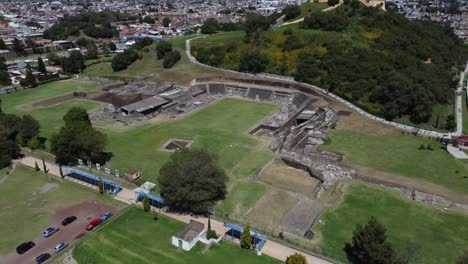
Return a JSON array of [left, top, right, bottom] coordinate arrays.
[[174, 220, 204, 242], [121, 96, 169, 113]]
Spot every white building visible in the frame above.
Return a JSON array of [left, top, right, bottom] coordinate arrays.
[[171, 220, 205, 251]]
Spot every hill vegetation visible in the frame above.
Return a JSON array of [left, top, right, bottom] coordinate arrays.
[[44, 11, 135, 40], [192, 1, 468, 123]]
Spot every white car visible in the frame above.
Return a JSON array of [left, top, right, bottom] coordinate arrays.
[[42, 227, 60, 238], [54, 242, 68, 253]]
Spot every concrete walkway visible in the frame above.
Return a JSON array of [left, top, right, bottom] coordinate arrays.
[[18, 156, 335, 264], [447, 145, 468, 159]]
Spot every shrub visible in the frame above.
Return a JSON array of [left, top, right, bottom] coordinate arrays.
[[162, 50, 181, 68]]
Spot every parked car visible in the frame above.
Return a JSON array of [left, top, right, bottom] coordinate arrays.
[[42, 227, 60, 238], [16, 241, 35, 255], [54, 242, 68, 253], [35, 253, 51, 263], [101, 212, 113, 221], [62, 216, 77, 226], [86, 218, 102, 231]]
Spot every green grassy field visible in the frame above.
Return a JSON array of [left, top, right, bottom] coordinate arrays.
[[320, 129, 468, 194], [72, 206, 280, 264], [106, 98, 276, 183], [315, 182, 468, 264], [0, 165, 121, 254], [0, 79, 101, 141]]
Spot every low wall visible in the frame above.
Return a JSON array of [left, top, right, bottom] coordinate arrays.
[[186, 38, 446, 139]]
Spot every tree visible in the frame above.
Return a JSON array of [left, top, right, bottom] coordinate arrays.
[[0, 38, 7, 50], [240, 224, 252, 249], [143, 195, 150, 212], [108, 42, 117, 51], [445, 114, 456, 130], [201, 18, 219, 34], [62, 50, 86, 74], [50, 107, 108, 165], [34, 161, 40, 172], [162, 50, 181, 68], [98, 179, 104, 194], [20, 114, 40, 144], [42, 157, 48, 173], [156, 40, 173, 60], [143, 16, 154, 24], [328, 0, 339, 6], [283, 5, 301, 20], [207, 217, 218, 239], [244, 13, 270, 37], [162, 17, 171, 27], [239, 48, 269, 73], [111, 48, 139, 71], [86, 43, 99, 59], [158, 148, 227, 213], [28, 137, 40, 149], [13, 38, 24, 55], [0, 70, 10, 86], [457, 251, 468, 264], [25, 66, 37, 87], [344, 217, 397, 264], [59, 165, 64, 178], [37, 57, 46, 73], [286, 253, 308, 264]]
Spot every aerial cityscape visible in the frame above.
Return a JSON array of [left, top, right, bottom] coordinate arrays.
[[0, 0, 467, 264]]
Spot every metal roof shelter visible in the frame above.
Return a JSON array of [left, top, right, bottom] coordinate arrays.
[[63, 167, 122, 195], [121, 96, 169, 115], [224, 223, 268, 251], [135, 191, 165, 208]]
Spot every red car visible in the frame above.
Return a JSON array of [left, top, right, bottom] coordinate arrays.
[[86, 218, 102, 231]]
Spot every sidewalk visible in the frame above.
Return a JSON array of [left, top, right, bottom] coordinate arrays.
[[18, 156, 335, 264]]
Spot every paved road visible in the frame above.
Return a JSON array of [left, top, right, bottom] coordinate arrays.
[[456, 62, 468, 136], [18, 156, 335, 264]]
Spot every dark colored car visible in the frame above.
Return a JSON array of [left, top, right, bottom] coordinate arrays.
[[62, 216, 77, 226], [86, 218, 102, 231], [101, 212, 113, 221], [35, 253, 51, 263], [16, 241, 35, 255]]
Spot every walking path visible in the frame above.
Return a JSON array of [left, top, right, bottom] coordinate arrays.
[[18, 156, 335, 264]]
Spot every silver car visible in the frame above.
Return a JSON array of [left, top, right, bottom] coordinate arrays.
[[42, 227, 60, 238], [54, 242, 68, 253]]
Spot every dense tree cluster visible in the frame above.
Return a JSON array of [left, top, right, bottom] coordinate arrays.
[[201, 18, 220, 34], [0, 57, 11, 86], [50, 107, 108, 165], [156, 40, 173, 59], [111, 48, 139, 72], [162, 50, 181, 68], [62, 50, 86, 74], [283, 5, 301, 20], [0, 100, 41, 168], [44, 11, 130, 40], [286, 253, 308, 264], [158, 148, 227, 213], [193, 2, 468, 123]]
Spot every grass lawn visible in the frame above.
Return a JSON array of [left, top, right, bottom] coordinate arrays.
[[72, 206, 280, 264], [0, 79, 102, 141], [82, 44, 240, 85], [0, 165, 121, 254], [315, 182, 468, 264], [320, 129, 468, 194], [216, 180, 267, 217], [105, 98, 277, 184]]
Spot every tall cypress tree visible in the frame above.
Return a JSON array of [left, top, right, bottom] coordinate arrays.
[[25, 65, 37, 87], [37, 57, 46, 73], [240, 224, 252, 249]]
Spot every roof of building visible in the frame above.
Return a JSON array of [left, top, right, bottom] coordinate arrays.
[[126, 168, 140, 175], [174, 220, 204, 242], [121, 96, 169, 113]]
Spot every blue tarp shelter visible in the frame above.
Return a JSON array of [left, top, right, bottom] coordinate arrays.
[[135, 191, 165, 209], [224, 223, 267, 251], [63, 167, 122, 195]]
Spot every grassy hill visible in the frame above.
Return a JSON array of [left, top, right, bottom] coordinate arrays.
[[192, 1, 468, 128]]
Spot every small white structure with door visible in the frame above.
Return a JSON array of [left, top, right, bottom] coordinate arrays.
[[171, 220, 205, 251]]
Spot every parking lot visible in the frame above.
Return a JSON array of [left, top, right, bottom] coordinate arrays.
[[1, 200, 118, 264]]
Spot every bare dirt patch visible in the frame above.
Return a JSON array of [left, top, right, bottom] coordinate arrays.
[[245, 188, 299, 229], [282, 199, 326, 237], [1, 200, 119, 264], [259, 159, 321, 198]]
